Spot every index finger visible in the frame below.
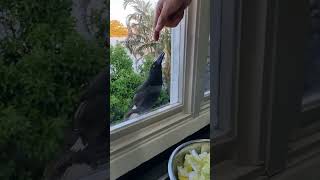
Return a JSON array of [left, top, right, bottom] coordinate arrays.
[[154, 0, 164, 29], [154, 3, 170, 40], [153, 13, 166, 41]]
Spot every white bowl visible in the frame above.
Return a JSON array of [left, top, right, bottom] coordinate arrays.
[[167, 139, 210, 180]]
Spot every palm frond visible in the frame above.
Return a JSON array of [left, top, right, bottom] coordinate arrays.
[[123, 0, 135, 10], [136, 42, 159, 53], [123, 0, 171, 59]]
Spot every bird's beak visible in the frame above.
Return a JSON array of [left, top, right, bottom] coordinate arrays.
[[155, 52, 165, 65]]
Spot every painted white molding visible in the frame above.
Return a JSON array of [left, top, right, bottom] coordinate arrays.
[[110, 107, 209, 180]]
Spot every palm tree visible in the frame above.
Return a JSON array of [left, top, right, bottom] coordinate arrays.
[[158, 28, 171, 92], [123, 0, 155, 68], [123, 0, 171, 91]]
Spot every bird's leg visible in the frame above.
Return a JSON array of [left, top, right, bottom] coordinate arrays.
[[124, 108, 141, 119]]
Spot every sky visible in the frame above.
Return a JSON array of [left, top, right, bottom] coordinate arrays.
[[110, 0, 157, 26]]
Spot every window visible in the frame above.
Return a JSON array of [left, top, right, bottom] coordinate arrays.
[[300, 0, 320, 127], [0, 0, 108, 179], [248, 0, 320, 177], [303, 0, 320, 107], [213, 0, 302, 178], [110, 0, 175, 127], [281, 0, 320, 139], [212, 0, 320, 179], [287, 0, 320, 151], [202, 36, 211, 102], [110, 0, 210, 179]]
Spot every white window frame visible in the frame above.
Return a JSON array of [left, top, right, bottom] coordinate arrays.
[[109, 0, 210, 179]]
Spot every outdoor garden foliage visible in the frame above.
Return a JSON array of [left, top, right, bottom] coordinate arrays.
[[0, 0, 107, 179], [110, 0, 171, 124], [110, 45, 169, 124]]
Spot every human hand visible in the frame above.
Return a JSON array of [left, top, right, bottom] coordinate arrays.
[[153, 0, 192, 41]]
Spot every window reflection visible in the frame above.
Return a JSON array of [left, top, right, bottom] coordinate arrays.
[[203, 37, 210, 95], [304, 0, 320, 104]]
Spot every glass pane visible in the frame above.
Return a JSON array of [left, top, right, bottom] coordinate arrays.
[[304, 0, 320, 106], [110, 0, 178, 126], [204, 37, 211, 95], [0, 0, 108, 179]]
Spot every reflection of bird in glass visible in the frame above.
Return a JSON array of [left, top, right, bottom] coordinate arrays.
[[44, 70, 108, 180], [125, 52, 165, 119], [305, 0, 320, 92]]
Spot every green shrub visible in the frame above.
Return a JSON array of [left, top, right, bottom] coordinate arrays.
[[0, 0, 106, 179], [110, 45, 143, 124], [110, 45, 170, 124]]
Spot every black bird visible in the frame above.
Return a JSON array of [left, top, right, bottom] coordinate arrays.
[[44, 70, 108, 180], [125, 52, 165, 118]]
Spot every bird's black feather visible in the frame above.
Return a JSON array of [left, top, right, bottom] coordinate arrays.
[[125, 52, 165, 118], [44, 69, 108, 180]]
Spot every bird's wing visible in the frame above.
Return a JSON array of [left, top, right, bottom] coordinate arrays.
[[132, 85, 162, 108], [135, 81, 149, 94], [131, 80, 150, 105], [132, 87, 147, 107], [44, 70, 109, 180]]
